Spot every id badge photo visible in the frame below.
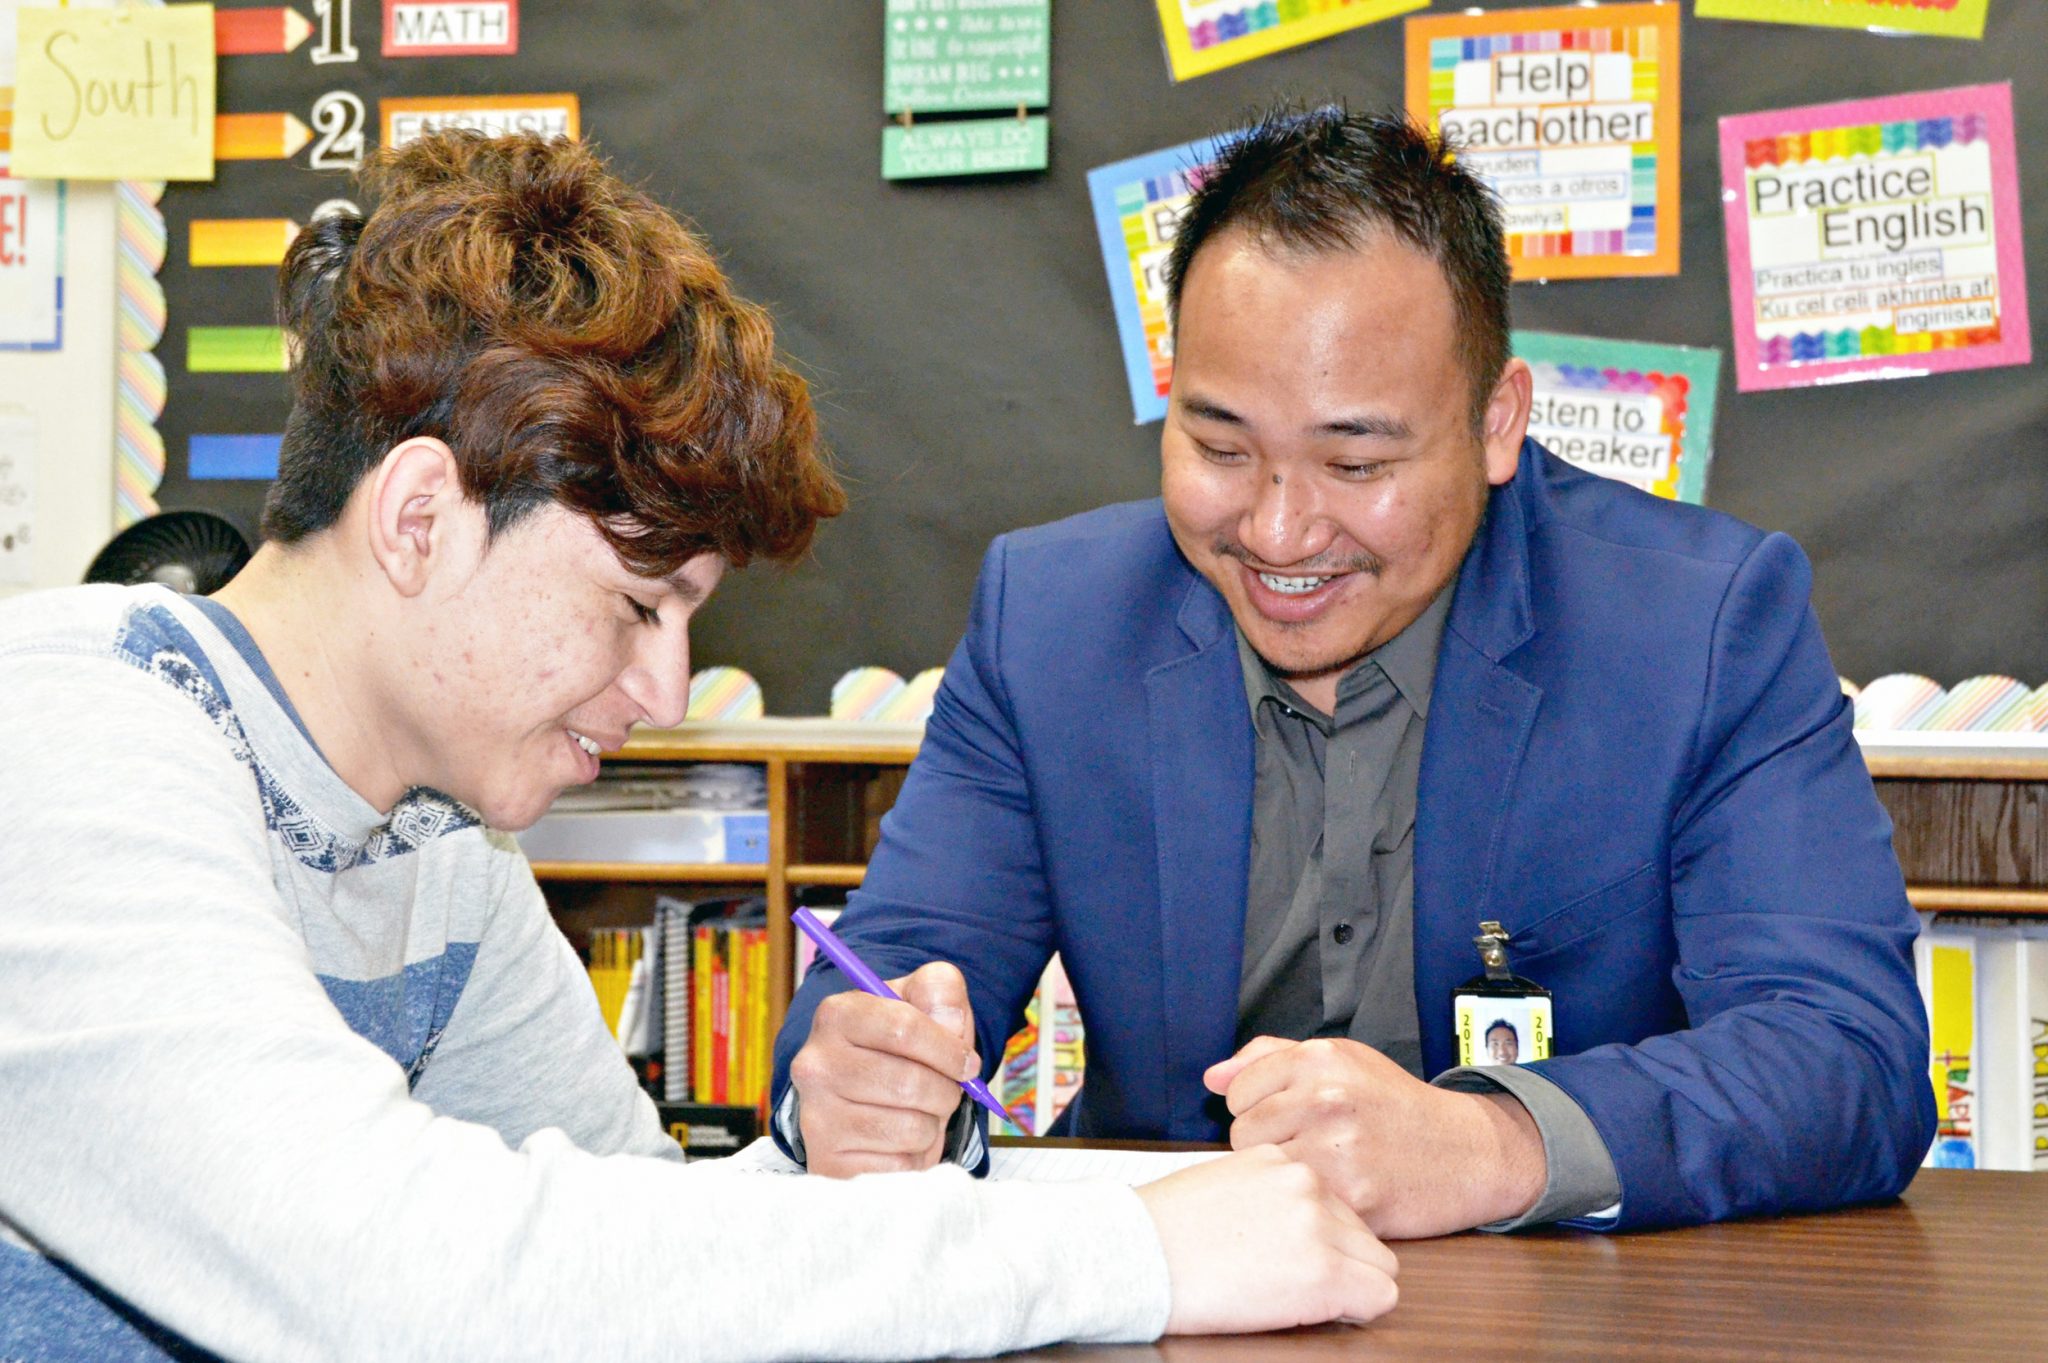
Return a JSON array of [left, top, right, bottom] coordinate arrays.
[[1453, 920, 1552, 1067]]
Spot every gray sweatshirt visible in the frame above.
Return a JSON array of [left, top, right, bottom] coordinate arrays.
[[0, 585, 1171, 1363]]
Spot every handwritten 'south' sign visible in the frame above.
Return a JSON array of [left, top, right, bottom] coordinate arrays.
[[12, 4, 217, 181]]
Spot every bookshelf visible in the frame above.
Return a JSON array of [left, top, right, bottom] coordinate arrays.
[[530, 718, 925, 1079]]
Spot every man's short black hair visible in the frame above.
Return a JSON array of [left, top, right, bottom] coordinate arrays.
[[1165, 105, 1512, 432]]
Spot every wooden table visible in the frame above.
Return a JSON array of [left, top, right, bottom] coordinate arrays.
[[1015, 1169, 2048, 1361]]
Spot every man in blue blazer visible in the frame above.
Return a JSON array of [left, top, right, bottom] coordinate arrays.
[[772, 108, 1933, 1235]]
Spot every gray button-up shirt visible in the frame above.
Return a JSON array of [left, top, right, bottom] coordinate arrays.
[[1235, 590, 1622, 1228]]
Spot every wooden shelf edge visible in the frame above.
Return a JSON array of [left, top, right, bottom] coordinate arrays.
[[1907, 885, 2048, 914], [1866, 755, 2048, 781], [528, 861, 771, 883], [617, 719, 923, 766], [786, 863, 867, 887]]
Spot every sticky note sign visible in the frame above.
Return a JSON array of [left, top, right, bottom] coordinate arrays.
[[11, 4, 217, 181]]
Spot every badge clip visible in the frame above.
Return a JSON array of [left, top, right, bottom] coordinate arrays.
[[1452, 919, 1554, 1067]]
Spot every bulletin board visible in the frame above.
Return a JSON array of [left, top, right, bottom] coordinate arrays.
[[148, 1, 2048, 710]]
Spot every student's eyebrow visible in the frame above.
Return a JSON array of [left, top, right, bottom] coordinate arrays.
[[663, 574, 708, 607]]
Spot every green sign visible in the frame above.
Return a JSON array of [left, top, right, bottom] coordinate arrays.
[[883, 116, 1049, 180], [884, 0, 1051, 115]]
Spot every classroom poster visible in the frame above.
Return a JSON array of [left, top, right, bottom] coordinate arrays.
[[1154, 0, 1425, 82], [1513, 332, 1722, 503], [0, 0, 65, 351], [0, 410, 30, 583], [1086, 132, 1233, 424], [1406, 3, 1681, 281], [1718, 83, 2030, 392], [885, 0, 1049, 114], [10, 3, 218, 181], [1695, 0, 1989, 42]]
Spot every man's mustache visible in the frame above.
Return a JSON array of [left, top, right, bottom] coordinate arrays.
[[1213, 542, 1385, 577]]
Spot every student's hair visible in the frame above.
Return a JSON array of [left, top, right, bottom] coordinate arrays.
[[1486, 1019, 1517, 1040], [1164, 105, 1512, 434], [264, 131, 844, 573]]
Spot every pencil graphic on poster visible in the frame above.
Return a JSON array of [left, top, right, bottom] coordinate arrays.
[[190, 219, 302, 267], [215, 112, 313, 161], [187, 326, 290, 373], [215, 7, 314, 56]]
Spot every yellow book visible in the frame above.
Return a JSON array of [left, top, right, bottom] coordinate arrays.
[[1918, 926, 1977, 1168], [693, 926, 713, 1101]]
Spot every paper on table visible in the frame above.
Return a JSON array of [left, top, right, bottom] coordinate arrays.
[[702, 1137, 1227, 1186]]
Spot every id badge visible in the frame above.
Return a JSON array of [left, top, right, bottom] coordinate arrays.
[[1452, 921, 1552, 1067]]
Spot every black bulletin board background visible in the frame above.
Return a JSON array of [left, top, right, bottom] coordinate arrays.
[[154, 1, 2048, 713]]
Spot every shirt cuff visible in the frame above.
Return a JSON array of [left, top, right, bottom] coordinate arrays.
[[773, 1085, 984, 1171], [1432, 1065, 1622, 1230]]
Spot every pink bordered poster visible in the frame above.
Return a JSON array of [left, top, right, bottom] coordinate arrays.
[[1718, 83, 2029, 392]]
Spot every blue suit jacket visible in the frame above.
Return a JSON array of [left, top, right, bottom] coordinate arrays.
[[774, 444, 1935, 1229]]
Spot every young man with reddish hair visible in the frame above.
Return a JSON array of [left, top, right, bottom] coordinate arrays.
[[0, 133, 1397, 1362]]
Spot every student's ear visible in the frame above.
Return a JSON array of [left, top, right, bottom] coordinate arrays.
[[1481, 357, 1533, 488], [364, 438, 462, 599]]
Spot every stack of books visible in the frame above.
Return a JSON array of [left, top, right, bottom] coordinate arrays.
[[1915, 915, 2048, 1171], [687, 901, 771, 1106], [519, 764, 770, 865]]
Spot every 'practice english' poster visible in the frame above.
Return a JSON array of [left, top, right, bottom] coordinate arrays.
[[1718, 83, 2030, 392]]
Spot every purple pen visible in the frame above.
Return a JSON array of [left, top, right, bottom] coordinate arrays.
[[792, 906, 1029, 1131]]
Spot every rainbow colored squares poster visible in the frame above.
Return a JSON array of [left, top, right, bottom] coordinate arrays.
[[1405, 3, 1681, 281], [1718, 83, 2029, 392], [1086, 133, 1233, 424], [1513, 333, 1722, 504], [1696, 0, 1988, 42], [1154, 0, 1424, 82]]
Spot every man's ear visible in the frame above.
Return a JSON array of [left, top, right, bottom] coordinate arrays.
[[364, 438, 462, 598], [1480, 357, 1533, 488]]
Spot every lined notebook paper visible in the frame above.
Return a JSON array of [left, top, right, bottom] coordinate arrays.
[[705, 1137, 1226, 1186]]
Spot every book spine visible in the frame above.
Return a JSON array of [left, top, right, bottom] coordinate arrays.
[[712, 930, 731, 1105], [661, 906, 690, 1103], [729, 928, 748, 1106], [2030, 934, 2048, 1171], [693, 925, 712, 1103], [751, 926, 770, 1104], [1919, 927, 1979, 1168]]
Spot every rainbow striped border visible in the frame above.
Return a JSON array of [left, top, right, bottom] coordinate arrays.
[[1740, 113, 1987, 169], [115, 180, 168, 527], [114, 0, 169, 528]]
